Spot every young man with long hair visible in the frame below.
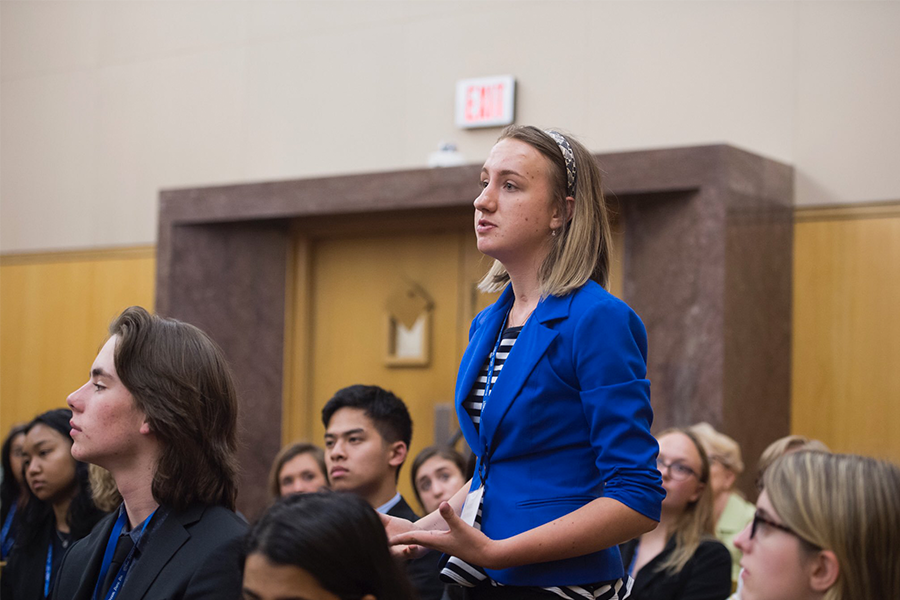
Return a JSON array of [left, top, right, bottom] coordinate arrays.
[[53, 306, 247, 600]]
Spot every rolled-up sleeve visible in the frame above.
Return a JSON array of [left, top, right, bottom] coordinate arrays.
[[574, 300, 664, 521]]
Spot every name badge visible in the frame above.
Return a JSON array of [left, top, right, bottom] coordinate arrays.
[[459, 484, 484, 527]]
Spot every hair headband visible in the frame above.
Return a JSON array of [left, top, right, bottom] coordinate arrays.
[[545, 130, 577, 197]]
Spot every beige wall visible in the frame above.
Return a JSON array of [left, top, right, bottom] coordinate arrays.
[[2, 1, 900, 253]]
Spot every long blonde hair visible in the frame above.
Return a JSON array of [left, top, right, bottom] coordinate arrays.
[[765, 452, 900, 600], [655, 428, 716, 575], [478, 125, 612, 297], [688, 421, 744, 475], [757, 434, 829, 482]]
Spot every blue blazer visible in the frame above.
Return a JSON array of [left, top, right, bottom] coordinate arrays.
[[456, 281, 664, 587]]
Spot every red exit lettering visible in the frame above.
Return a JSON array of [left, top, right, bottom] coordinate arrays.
[[465, 83, 506, 123]]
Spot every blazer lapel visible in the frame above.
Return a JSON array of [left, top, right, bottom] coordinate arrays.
[[455, 286, 514, 455], [478, 293, 571, 454], [119, 505, 200, 599]]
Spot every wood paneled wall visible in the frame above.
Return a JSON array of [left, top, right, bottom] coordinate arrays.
[[0, 247, 155, 430], [2, 202, 898, 468], [791, 202, 900, 463]]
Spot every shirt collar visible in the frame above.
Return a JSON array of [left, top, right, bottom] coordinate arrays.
[[375, 492, 402, 514]]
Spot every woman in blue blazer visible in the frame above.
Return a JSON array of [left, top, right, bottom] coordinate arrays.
[[388, 126, 664, 599]]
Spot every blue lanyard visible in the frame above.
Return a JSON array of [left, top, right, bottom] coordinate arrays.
[[481, 310, 510, 409], [1, 501, 16, 559], [476, 310, 512, 490], [44, 542, 53, 598], [91, 508, 157, 600]]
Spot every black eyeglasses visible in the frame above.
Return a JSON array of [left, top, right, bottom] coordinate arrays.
[[750, 511, 821, 549], [750, 511, 795, 539], [656, 458, 698, 481]]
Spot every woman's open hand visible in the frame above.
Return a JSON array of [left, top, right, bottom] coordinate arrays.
[[388, 502, 508, 570], [379, 512, 434, 560]]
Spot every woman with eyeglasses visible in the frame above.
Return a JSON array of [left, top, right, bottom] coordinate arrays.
[[734, 451, 900, 600], [619, 429, 732, 600]]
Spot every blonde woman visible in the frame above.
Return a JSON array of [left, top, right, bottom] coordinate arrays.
[[385, 126, 664, 599], [620, 429, 732, 600], [735, 451, 900, 600], [755, 435, 829, 490], [688, 422, 755, 583], [88, 464, 122, 513]]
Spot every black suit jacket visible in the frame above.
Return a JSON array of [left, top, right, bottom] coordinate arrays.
[[619, 536, 732, 600], [51, 504, 247, 600], [387, 496, 444, 600]]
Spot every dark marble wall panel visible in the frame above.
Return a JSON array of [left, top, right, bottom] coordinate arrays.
[[158, 221, 290, 519], [620, 146, 793, 499], [720, 150, 794, 497], [722, 204, 793, 495], [623, 190, 726, 429]]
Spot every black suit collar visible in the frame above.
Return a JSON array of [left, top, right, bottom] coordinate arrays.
[[118, 505, 204, 598], [66, 504, 208, 600]]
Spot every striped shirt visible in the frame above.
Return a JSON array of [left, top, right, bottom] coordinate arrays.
[[441, 326, 630, 600]]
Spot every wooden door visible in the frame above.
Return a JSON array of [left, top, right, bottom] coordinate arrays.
[[284, 209, 624, 506]]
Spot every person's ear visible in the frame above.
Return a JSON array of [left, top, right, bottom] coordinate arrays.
[[722, 468, 737, 490], [808, 549, 840, 593], [564, 195, 575, 222], [550, 196, 575, 230], [139, 420, 152, 435], [388, 441, 407, 468], [689, 481, 705, 503]]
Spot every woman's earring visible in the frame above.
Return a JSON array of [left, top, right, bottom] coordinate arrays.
[[551, 229, 558, 237]]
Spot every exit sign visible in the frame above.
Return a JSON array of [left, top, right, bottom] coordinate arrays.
[[455, 75, 516, 129]]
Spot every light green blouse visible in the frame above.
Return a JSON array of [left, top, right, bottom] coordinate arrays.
[[717, 491, 756, 583]]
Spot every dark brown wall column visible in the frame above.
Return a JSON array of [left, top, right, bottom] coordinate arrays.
[[157, 220, 289, 518], [620, 146, 793, 497]]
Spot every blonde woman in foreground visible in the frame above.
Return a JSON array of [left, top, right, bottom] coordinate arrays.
[[734, 451, 900, 600]]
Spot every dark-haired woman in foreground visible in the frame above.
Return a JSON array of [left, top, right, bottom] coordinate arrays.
[[1, 409, 105, 599], [243, 491, 415, 600]]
